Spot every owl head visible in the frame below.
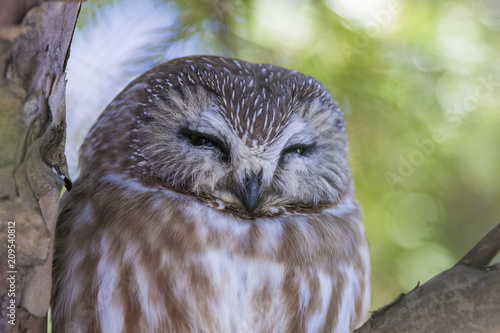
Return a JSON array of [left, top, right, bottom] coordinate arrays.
[[79, 56, 353, 219]]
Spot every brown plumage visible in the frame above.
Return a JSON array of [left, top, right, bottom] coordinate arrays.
[[52, 55, 370, 332]]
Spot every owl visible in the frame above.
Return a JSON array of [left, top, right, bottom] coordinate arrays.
[[51, 55, 371, 332]]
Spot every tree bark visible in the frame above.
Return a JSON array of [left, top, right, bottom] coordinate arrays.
[[356, 223, 500, 333], [0, 1, 79, 332]]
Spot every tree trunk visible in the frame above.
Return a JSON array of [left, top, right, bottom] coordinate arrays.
[[0, 1, 79, 332]]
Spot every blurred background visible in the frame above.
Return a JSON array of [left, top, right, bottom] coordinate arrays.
[[65, 0, 500, 310]]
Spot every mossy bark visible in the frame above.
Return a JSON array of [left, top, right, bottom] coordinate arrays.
[[0, 1, 79, 332]]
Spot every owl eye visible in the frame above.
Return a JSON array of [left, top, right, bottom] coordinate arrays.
[[282, 144, 311, 157], [183, 131, 230, 162], [290, 147, 306, 155], [190, 134, 215, 147]]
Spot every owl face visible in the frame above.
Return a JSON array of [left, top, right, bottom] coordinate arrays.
[[95, 56, 351, 219]]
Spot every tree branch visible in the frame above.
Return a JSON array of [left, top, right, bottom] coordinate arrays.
[[456, 222, 500, 269], [356, 223, 500, 333]]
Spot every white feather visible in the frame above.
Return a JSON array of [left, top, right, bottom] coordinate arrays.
[[65, 0, 202, 178]]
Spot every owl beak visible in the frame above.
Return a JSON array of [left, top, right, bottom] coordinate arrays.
[[239, 174, 260, 214]]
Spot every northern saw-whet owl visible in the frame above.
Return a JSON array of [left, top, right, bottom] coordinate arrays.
[[52, 55, 371, 332]]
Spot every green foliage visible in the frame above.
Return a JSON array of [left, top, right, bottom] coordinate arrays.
[[76, 0, 500, 310]]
